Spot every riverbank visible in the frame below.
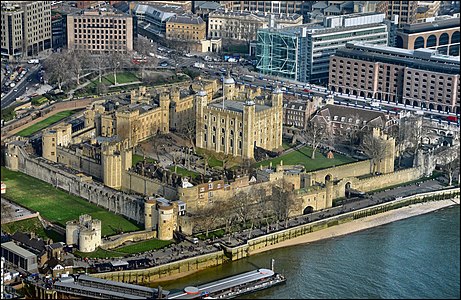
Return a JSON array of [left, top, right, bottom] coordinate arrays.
[[251, 198, 460, 255]]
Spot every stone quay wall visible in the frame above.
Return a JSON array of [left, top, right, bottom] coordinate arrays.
[[91, 251, 228, 284]]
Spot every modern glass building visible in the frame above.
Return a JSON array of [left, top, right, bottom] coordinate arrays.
[[256, 13, 389, 83]]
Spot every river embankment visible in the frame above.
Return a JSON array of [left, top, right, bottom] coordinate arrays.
[[251, 198, 460, 255]]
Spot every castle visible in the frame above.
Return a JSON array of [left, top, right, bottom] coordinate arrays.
[[3, 76, 438, 241], [66, 214, 102, 253], [195, 76, 284, 159]]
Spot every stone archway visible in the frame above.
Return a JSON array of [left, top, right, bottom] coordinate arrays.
[[303, 206, 314, 214], [345, 182, 352, 198]]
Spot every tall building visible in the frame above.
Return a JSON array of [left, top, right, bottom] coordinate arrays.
[[1, 1, 52, 60], [396, 15, 460, 56], [329, 42, 460, 114], [66, 10, 133, 53], [256, 13, 388, 83], [387, 0, 418, 26]]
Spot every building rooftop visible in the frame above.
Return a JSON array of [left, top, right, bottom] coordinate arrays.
[[209, 100, 270, 113], [167, 14, 204, 24], [335, 42, 460, 74], [1, 241, 37, 259], [399, 16, 460, 34]]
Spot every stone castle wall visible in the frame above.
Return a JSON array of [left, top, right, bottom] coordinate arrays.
[[121, 171, 178, 200], [6, 142, 145, 224]]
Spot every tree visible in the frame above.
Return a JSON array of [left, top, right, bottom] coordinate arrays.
[[400, 114, 425, 154], [107, 51, 128, 85], [67, 49, 90, 85], [301, 119, 329, 159], [134, 37, 158, 80], [361, 133, 389, 174], [43, 51, 72, 90], [193, 204, 221, 238], [91, 52, 110, 83], [270, 179, 301, 228], [439, 145, 460, 186]]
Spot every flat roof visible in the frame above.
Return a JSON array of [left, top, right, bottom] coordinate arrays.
[[168, 269, 276, 299], [53, 281, 146, 299], [77, 274, 157, 294], [209, 100, 270, 113], [1, 242, 36, 259]]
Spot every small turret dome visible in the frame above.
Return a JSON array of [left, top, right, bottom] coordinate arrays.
[[197, 89, 207, 96], [223, 76, 235, 84]]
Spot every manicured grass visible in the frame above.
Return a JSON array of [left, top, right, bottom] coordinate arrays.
[[282, 141, 295, 150], [255, 146, 356, 172], [104, 72, 139, 85], [1, 217, 65, 242], [74, 239, 173, 258], [74, 247, 124, 259], [1, 167, 143, 236], [132, 154, 157, 166], [116, 239, 173, 254], [168, 165, 200, 178], [16, 110, 76, 137]]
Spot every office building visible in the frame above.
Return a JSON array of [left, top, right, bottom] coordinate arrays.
[[387, 1, 418, 26], [1, 1, 52, 60], [66, 10, 133, 53], [208, 10, 302, 42], [396, 15, 460, 56], [256, 13, 388, 83], [1, 242, 38, 273], [166, 15, 206, 42], [329, 42, 460, 114]]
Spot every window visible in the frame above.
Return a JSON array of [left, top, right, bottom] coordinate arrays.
[[199, 187, 205, 192], [208, 183, 213, 189]]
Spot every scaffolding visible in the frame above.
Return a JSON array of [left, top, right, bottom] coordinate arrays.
[[256, 29, 299, 81]]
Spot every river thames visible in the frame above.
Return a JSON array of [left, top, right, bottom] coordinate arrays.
[[152, 205, 460, 299]]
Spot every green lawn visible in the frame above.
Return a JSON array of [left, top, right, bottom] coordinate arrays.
[[255, 146, 356, 172], [74, 247, 124, 259], [88, 72, 139, 89], [1, 217, 65, 242], [196, 229, 225, 240], [168, 165, 200, 178], [132, 154, 157, 166], [16, 110, 76, 137], [74, 239, 173, 258], [103, 72, 139, 85], [116, 239, 173, 254], [1, 167, 143, 236]]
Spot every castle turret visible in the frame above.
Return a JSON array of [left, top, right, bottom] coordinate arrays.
[[159, 92, 170, 133], [65, 221, 79, 245], [195, 90, 208, 148], [242, 100, 256, 159], [223, 73, 235, 101], [102, 142, 122, 189], [156, 201, 175, 240], [144, 198, 156, 230]]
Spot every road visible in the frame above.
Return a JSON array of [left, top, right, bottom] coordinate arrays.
[[1, 65, 41, 109]]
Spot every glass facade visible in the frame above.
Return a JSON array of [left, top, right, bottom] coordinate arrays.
[[256, 29, 299, 80], [256, 24, 388, 83]]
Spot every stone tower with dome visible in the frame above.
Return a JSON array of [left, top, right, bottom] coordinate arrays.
[[195, 73, 283, 160]]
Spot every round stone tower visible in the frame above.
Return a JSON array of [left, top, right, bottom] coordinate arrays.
[[144, 197, 156, 230], [223, 73, 235, 100], [157, 200, 175, 240], [65, 221, 79, 246]]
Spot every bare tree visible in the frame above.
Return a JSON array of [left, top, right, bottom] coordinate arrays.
[[91, 53, 110, 83], [361, 133, 389, 174], [67, 50, 90, 85], [134, 37, 158, 80], [439, 145, 460, 186], [43, 51, 72, 90], [270, 179, 301, 228], [302, 119, 329, 159], [193, 204, 221, 238], [231, 191, 253, 229], [107, 51, 128, 85]]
